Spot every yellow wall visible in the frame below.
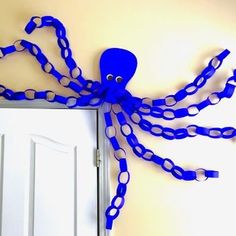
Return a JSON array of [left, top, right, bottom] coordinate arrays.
[[1, 1, 236, 235]]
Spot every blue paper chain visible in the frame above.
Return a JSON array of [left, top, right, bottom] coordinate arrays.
[[0, 39, 106, 107], [25, 16, 101, 92], [0, 85, 104, 108], [104, 110, 129, 230], [151, 49, 230, 107], [1, 40, 85, 93]]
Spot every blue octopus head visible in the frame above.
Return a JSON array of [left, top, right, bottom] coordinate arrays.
[[99, 48, 138, 90]]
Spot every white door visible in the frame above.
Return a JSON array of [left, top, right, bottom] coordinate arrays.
[[0, 108, 98, 236]]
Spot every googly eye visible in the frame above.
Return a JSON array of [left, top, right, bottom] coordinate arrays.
[[116, 76, 123, 83], [106, 74, 113, 80]]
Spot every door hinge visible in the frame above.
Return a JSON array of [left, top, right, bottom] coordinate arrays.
[[96, 149, 101, 167]]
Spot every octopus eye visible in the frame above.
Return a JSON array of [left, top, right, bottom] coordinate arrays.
[[116, 76, 123, 83], [106, 74, 114, 80]]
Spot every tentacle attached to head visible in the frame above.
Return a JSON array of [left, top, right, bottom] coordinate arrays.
[[103, 108, 130, 230], [25, 15, 101, 92]]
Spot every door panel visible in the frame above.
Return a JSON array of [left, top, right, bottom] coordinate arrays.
[[30, 136, 77, 236], [0, 109, 98, 236]]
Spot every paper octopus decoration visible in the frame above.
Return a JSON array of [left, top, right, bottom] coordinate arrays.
[[0, 15, 235, 230]]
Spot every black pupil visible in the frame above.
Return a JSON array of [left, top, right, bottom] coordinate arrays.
[[116, 77, 122, 82], [107, 74, 113, 80]]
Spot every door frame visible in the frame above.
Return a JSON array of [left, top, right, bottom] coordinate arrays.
[[0, 100, 110, 236]]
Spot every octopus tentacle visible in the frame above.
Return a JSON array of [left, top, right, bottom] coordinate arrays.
[[103, 109, 129, 230], [24, 15, 101, 92], [111, 108, 219, 181], [0, 40, 99, 95], [150, 49, 230, 107], [0, 84, 103, 108]]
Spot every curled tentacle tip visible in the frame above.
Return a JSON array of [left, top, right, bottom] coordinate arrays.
[[24, 16, 40, 34], [106, 217, 113, 230], [217, 49, 230, 61], [24, 23, 35, 34], [205, 170, 219, 178]]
